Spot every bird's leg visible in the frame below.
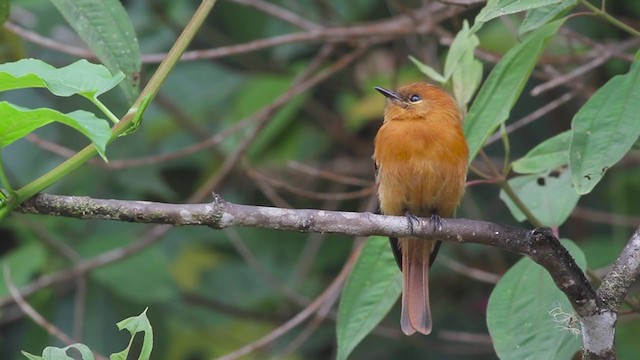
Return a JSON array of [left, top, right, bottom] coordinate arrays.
[[404, 209, 420, 236], [429, 212, 443, 233]]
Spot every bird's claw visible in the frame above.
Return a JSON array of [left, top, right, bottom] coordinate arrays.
[[405, 211, 420, 236], [429, 213, 443, 233]]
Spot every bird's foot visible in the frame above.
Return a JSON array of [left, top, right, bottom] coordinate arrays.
[[404, 211, 420, 236], [429, 213, 443, 233]]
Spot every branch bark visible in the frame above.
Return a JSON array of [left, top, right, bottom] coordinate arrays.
[[15, 193, 640, 360], [16, 193, 594, 305]]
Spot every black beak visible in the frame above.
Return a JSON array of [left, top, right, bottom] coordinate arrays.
[[374, 86, 404, 102]]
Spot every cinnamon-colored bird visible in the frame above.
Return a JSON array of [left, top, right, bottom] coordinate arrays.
[[373, 82, 468, 335]]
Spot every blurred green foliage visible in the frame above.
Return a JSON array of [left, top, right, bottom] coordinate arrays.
[[0, 0, 639, 359]]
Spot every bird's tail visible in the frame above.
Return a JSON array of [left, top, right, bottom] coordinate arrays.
[[400, 237, 434, 335]]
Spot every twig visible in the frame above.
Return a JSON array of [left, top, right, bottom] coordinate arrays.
[[530, 52, 609, 96], [438, 330, 492, 344], [225, 0, 320, 30], [465, 179, 497, 187], [438, 255, 500, 284], [572, 206, 640, 228], [141, 3, 448, 63], [4, 265, 73, 345], [252, 175, 293, 208], [23, 218, 81, 262], [288, 182, 346, 288], [3, 21, 93, 58], [15, 192, 639, 359], [434, 0, 486, 5], [287, 161, 372, 187], [7, 4, 456, 64], [485, 91, 577, 146], [598, 227, 640, 311], [1, 32, 356, 322], [289, 232, 325, 284], [3, 265, 107, 360], [225, 228, 310, 306], [478, 150, 543, 227], [247, 168, 374, 201], [14, 193, 596, 314], [12, 0, 222, 204], [276, 264, 344, 359], [580, 0, 640, 37], [183, 293, 286, 322], [215, 240, 362, 360], [25, 107, 252, 169], [581, 226, 640, 359], [190, 44, 365, 201], [0, 224, 172, 308], [73, 276, 87, 342]]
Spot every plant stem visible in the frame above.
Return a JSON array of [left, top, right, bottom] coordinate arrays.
[[91, 98, 120, 124], [581, 0, 640, 37], [478, 150, 543, 227], [499, 123, 511, 176], [469, 165, 493, 180], [500, 178, 543, 227], [0, 149, 13, 196], [12, 0, 220, 205]]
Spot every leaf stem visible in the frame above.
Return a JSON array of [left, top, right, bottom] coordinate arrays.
[[91, 98, 120, 124], [581, 0, 640, 37], [499, 123, 511, 176], [500, 178, 543, 228], [11, 0, 220, 207], [0, 149, 13, 196], [479, 150, 543, 227], [469, 165, 493, 180]]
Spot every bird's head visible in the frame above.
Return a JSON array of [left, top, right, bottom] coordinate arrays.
[[375, 82, 461, 124]]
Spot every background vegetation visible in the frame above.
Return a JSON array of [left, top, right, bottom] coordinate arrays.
[[0, 0, 639, 359]]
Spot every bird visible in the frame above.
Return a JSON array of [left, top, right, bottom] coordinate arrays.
[[373, 82, 468, 335]]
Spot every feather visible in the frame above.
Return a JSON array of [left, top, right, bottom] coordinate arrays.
[[373, 82, 468, 335]]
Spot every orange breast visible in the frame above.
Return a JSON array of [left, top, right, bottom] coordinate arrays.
[[374, 120, 468, 217]]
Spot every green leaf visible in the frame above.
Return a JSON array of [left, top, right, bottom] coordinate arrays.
[[49, 0, 141, 102], [0, 0, 9, 26], [444, 20, 479, 80], [0, 59, 125, 100], [22, 344, 95, 360], [580, 236, 623, 269], [500, 169, 580, 227], [0, 102, 110, 160], [411, 21, 483, 109], [616, 316, 640, 359], [79, 230, 177, 303], [487, 239, 585, 360], [409, 56, 446, 84], [569, 53, 640, 195], [453, 38, 483, 108], [0, 243, 46, 297], [45, 344, 95, 360], [519, 0, 577, 35], [336, 236, 401, 360], [224, 75, 309, 164], [110, 308, 153, 360], [475, 0, 565, 26], [464, 20, 564, 162], [21, 351, 42, 360], [512, 131, 571, 174]]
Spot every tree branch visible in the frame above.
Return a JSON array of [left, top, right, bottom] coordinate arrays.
[[15, 193, 640, 360], [580, 227, 640, 360], [16, 193, 593, 307], [598, 227, 640, 310], [5, 3, 456, 64]]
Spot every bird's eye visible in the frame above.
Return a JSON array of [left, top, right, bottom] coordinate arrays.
[[409, 94, 421, 103]]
